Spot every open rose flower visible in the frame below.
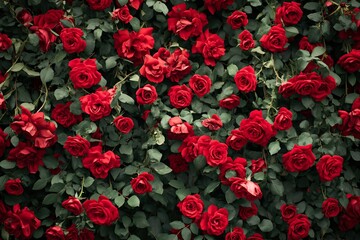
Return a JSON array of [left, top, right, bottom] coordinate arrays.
[[219, 94, 240, 109], [0, 33, 12, 51], [225, 227, 246, 240], [4, 178, 24, 196], [234, 66, 257, 93], [168, 85, 193, 109], [177, 194, 204, 220], [45, 226, 65, 240], [199, 204, 229, 236], [227, 11, 248, 30], [68, 58, 102, 89], [219, 157, 246, 185], [322, 198, 341, 218], [229, 177, 263, 201], [79, 88, 114, 121], [83, 195, 119, 225], [203, 139, 228, 166], [111, 6, 133, 23], [280, 204, 297, 223], [273, 107, 293, 130], [130, 172, 154, 194], [167, 116, 194, 140], [113, 116, 134, 134], [86, 0, 112, 10], [260, 24, 288, 52], [136, 84, 158, 105], [282, 144, 316, 172], [62, 196, 83, 215], [204, 0, 234, 15], [316, 155, 344, 181], [189, 74, 212, 98], [337, 49, 360, 73], [238, 30, 255, 51], [60, 28, 86, 54], [64, 135, 90, 157], [202, 114, 223, 131], [139, 54, 168, 83], [238, 202, 258, 220], [287, 214, 311, 240], [274, 1, 303, 26], [51, 102, 83, 128]]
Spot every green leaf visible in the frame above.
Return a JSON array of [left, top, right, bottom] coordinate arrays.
[[84, 176, 95, 188], [247, 215, 260, 226], [302, 97, 315, 109], [54, 87, 69, 100], [147, 149, 162, 162], [130, 17, 140, 32], [268, 141, 281, 155], [311, 46, 326, 57], [128, 235, 141, 240], [10, 63, 24, 72], [170, 221, 185, 229], [115, 195, 125, 207], [133, 211, 149, 228], [298, 132, 313, 145], [43, 155, 59, 169], [307, 12, 322, 22], [204, 182, 220, 195], [225, 189, 237, 203], [153, 1, 169, 15], [40, 67, 54, 83], [105, 56, 119, 69], [259, 219, 274, 232], [128, 195, 140, 207], [303, 2, 320, 10], [22, 66, 40, 77], [181, 228, 192, 240], [248, 0, 261, 7], [119, 93, 135, 105], [152, 162, 172, 175], [270, 179, 284, 196], [42, 193, 58, 205], [227, 64, 238, 77], [350, 151, 360, 161], [0, 160, 16, 169], [117, 0, 128, 6], [32, 179, 48, 190], [345, 93, 359, 104]]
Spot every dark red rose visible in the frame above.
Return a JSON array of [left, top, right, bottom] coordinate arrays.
[[166, 49, 192, 82], [348, 109, 360, 138], [113, 116, 134, 134], [86, 0, 112, 10], [4, 178, 23, 196], [227, 11, 248, 30], [238, 30, 255, 51], [282, 144, 316, 172], [260, 24, 288, 52], [226, 128, 247, 150], [16, 9, 33, 27], [273, 107, 293, 130], [168, 154, 188, 173], [346, 195, 360, 219], [234, 66, 257, 93], [298, 36, 321, 52], [65, 224, 80, 240], [178, 136, 201, 162], [30, 27, 57, 52], [136, 84, 158, 105], [139, 55, 168, 83], [199, 205, 229, 236], [274, 1, 303, 26], [219, 157, 246, 185], [192, 30, 225, 67], [251, 158, 267, 174], [64, 135, 90, 157], [79, 87, 114, 121], [219, 94, 240, 109], [111, 6, 133, 23], [82, 146, 120, 179], [202, 114, 223, 131], [189, 74, 212, 98], [239, 110, 276, 147], [238, 202, 258, 220], [168, 117, 194, 140], [130, 172, 154, 194], [0, 33, 12, 51], [196, 135, 212, 155], [287, 214, 311, 240], [0, 200, 7, 223], [177, 194, 204, 220], [51, 102, 83, 128], [153, 47, 170, 61], [0, 93, 4, 108], [168, 85, 193, 109], [68, 58, 101, 89], [60, 28, 86, 54], [79, 228, 95, 240], [0, 128, 9, 157], [83, 195, 119, 225], [338, 49, 360, 73], [204, 0, 234, 15], [229, 177, 263, 201], [352, 97, 360, 110], [338, 213, 359, 232], [316, 155, 343, 182], [278, 81, 296, 98], [4, 204, 41, 239], [167, 3, 208, 40], [280, 204, 297, 223], [45, 226, 65, 240], [62, 196, 83, 215], [225, 227, 246, 240], [247, 233, 264, 240], [322, 198, 341, 218], [0, 71, 7, 84], [128, 0, 143, 10], [33, 9, 64, 30], [203, 140, 228, 167]]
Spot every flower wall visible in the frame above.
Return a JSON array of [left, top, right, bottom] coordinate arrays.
[[0, 0, 360, 239]]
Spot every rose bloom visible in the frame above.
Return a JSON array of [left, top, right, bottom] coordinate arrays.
[[113, 116, 134, 134], [136, 84, 158, 105], [189, 74, 212, 98], [111, 6, 133, 23], [168, 154, 188, 173], [192, 30, 225, 67], [83, 195, 119, 225], [68, 58, 102, 89], [16, 9, 33, 27], [0, 71, 7, 84], [287, 214, 311, 240], [0, 200, 7, 223], [345, 195, 360, 219], [62, 196, 83, 215], [167, 3, 208, 40], [204, 0, 234, 15], [167, 116, 194, 140], [51, 102, 83, 128], [322, 198, 341, 218], [218, 157, 247, 185], [226, 128, 247, 150], [280, 204, 297, 223], [227, 11, 248, 30], [64, 135, 90, 157], [177, 194, 204, 220], [86, 0, 112, 10], [45, 226, 65, 240], [234, 66, 257, 93], [338, 213, 359, 232], [130, 172, 154, 194], [0, 128, 9, 157], [60, 28, 86, 54], [260, 24, 288, 52], [337, 49, 360, 73], [229, 177, 263, 201], [274, 1, 303, 26], [139, 54, 168, 83], [166, 49, 192, 82], [202, 114, 223, 131], [251, 158, 267, 174], [247, 233, 264, 240], [273, 107, 293, 130], [219, 94, 240, 109], [238, 202, 258, 220], [238, 30, 255, 51], [4, 179, 24, 196], [33, 9, 64, 30], [66, 224, 95, 240], [225, 227, 246, 240], [79, 88, 114, 121], [178, 136, 201, 162], [200, 205, 229, 236], [203, 140, 228, 167], [0, 33, 12, 51], [168, 85, 193, 109], [316, 155, 344, 182], [282, 144, 316, 172], [30, 27, 57, 52]]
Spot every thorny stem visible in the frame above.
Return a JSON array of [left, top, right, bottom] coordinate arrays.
[[78, 177, 85, 198], [36, 82, 49, 113], [320, 185, 327, 199]]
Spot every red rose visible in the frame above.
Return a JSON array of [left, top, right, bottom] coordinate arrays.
[[203, 140, 228, 167], [338, 213, 359, 232], [7, 142, 45, 174], [346, 195, 360, 219], [128, 0, 143, 10], [16, 9, 33, 27], [273, 107, 293, 130], [33, 9, 64, 30], [30, 27, 57, 52], [280, 204, 297, 223], [196, 135, 212, 155], [79, 88, 114, 121], [68, 58, 101, 89], [274, 2, 303, 26], [260, 24, 288, 52], [0, 128, 9, 157], [238, 30, 255, 51], [168, 85, 193, 109], [0, 33, 12, 51], [225, 227, 246, 240], [251, 158, 267, 174], [234, 66, 257, 93], [45, 226, 65, 240], [113, 116, 134, 134], [348, 109, 360, 138], [316, 155, 343, 182], [60, 28, 86, 54], [322, 198, 341, 218], [298, 36, 321, 52], [111, 6, 133, 23], [192, 30, 225, 67], [136, 84, 158, 105], [130, 172, 154, 194], [51, 102, 83, 128], [199, 205, 229, 236], [177, 194, 204, 220], [79, 228, 95, 240], [219, 94, 240, 109], [229, 178, 263, 201], [247, 233, 264, 240], [167, 4, 208, 40], [0, 200, 7, 223], [86, 0, 112, 10], [204, 0, 234, 15], [226, 128, 247, 150], [239, 110, 276, 147], [202, 114, 223, 131], [4, 204, 41, 239], [166, 49, 192, 82], [139, 55, 168, 83], [168, 117, 194, 140], [64, 135, 90, 157], [113, 28, 154, 65], [287, 214, 311, 240], [238, 202, 258, 220], [4, 178, 23, 196], [83, 195, 119, 225], [189, 74, 212, 98], [0, 71, 7, 84], [337, 49, 360, 73], [0, 93, 6, 109], [168, 154, 188, 173], [178, 136, 201, 162], [352, 97, 360, 110], [219, 157, 246, 185], [62, 196, 83, 215], [227, 11, 248, 30], [65, 224, 80, 240], [282, 144, 316, 172]]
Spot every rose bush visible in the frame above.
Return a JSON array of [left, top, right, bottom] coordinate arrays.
[[0, 0, 360, 239]]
